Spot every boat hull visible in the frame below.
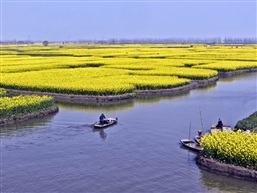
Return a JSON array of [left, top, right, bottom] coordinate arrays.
[[180, 139, 203, 152], [210, 124, 232, 133], [93, 118, 118, 129]]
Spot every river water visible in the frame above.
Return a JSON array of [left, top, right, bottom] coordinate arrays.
[[1, 73, 257, 193]]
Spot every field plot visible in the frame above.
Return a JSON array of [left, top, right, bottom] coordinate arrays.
[[1, 44, 257, 96], [201, 131, 257, 170], [0, 95, 55, 120]]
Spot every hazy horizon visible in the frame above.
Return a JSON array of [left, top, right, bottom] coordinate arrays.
[[1, 0, 256, 41]]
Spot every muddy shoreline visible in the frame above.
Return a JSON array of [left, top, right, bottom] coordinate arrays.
[[0, 106, 59, 126], [196, 155, 257, 182]]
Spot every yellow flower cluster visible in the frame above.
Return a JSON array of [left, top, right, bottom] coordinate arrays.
[[201, 131, 257, 170], [0, 95, 55, 119]]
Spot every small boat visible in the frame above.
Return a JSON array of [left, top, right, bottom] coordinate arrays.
[[93, 117, 118, 129], [180, 139, 203, 152], [210, 124, 232, 133]]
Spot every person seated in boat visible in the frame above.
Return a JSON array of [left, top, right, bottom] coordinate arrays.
[[197, 130, 203, 141], [216, 118, 223, 129], [198, 130, 203, 138], [99, 113, 107, 125]]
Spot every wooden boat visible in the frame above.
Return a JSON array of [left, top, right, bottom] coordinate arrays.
[[180, 139, 203, 152], [93, 117, 118, 129], [210, 124, 232, 133]]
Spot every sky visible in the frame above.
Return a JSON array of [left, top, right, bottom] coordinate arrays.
[[1, 0, 256, 41]]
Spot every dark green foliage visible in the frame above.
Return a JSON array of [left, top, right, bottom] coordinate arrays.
[[184, 64, 194, 67], [27, 53, 73, 57], [0, 88, 6, 97], [43, 40, 49, 46], [235, 111, 257, 130], [102, 55, 114, 58], [68, 63, 104, 68]]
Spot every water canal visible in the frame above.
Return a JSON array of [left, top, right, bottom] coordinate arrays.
[[1, 73, 257, 193]]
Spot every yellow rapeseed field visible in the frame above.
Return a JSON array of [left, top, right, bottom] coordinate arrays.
[[0, 95, 55, 119], [201, 131, 257, 170], [1, 44, 256, 95]]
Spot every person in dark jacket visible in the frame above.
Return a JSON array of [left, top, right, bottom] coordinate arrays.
[[216, 118, 223, 129], [99, 113, 106, 125]]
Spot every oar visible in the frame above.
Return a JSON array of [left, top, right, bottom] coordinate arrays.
[[199, 106, 204, 133]]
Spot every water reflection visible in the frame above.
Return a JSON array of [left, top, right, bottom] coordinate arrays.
[[219, 72, 257, 83], [200, 169, 257, 193], [194, 84, 217, 91], [93, 128, 107, 140], [0, 113, 56, 137], [57, 99, 135, 111], [135, 92, 190, 103], [57, 92, 192, 111]]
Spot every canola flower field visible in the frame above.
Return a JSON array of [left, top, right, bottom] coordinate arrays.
[[1, 44, 257, 96], [1, 44, 257, 171], [201, 131, 257, 170], [0, 87, 56, 122], [0, 95, 55, 120]]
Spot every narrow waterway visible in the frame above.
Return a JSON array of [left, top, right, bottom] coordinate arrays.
[[1, 73, 256, 193]]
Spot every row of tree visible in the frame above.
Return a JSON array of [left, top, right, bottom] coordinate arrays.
[[1, 37, 257, 45]]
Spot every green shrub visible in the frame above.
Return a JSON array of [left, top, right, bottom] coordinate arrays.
[[235, 111, 257, 131]]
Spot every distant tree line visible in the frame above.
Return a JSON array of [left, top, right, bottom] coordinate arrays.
[[1, 37, 257, 45]]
